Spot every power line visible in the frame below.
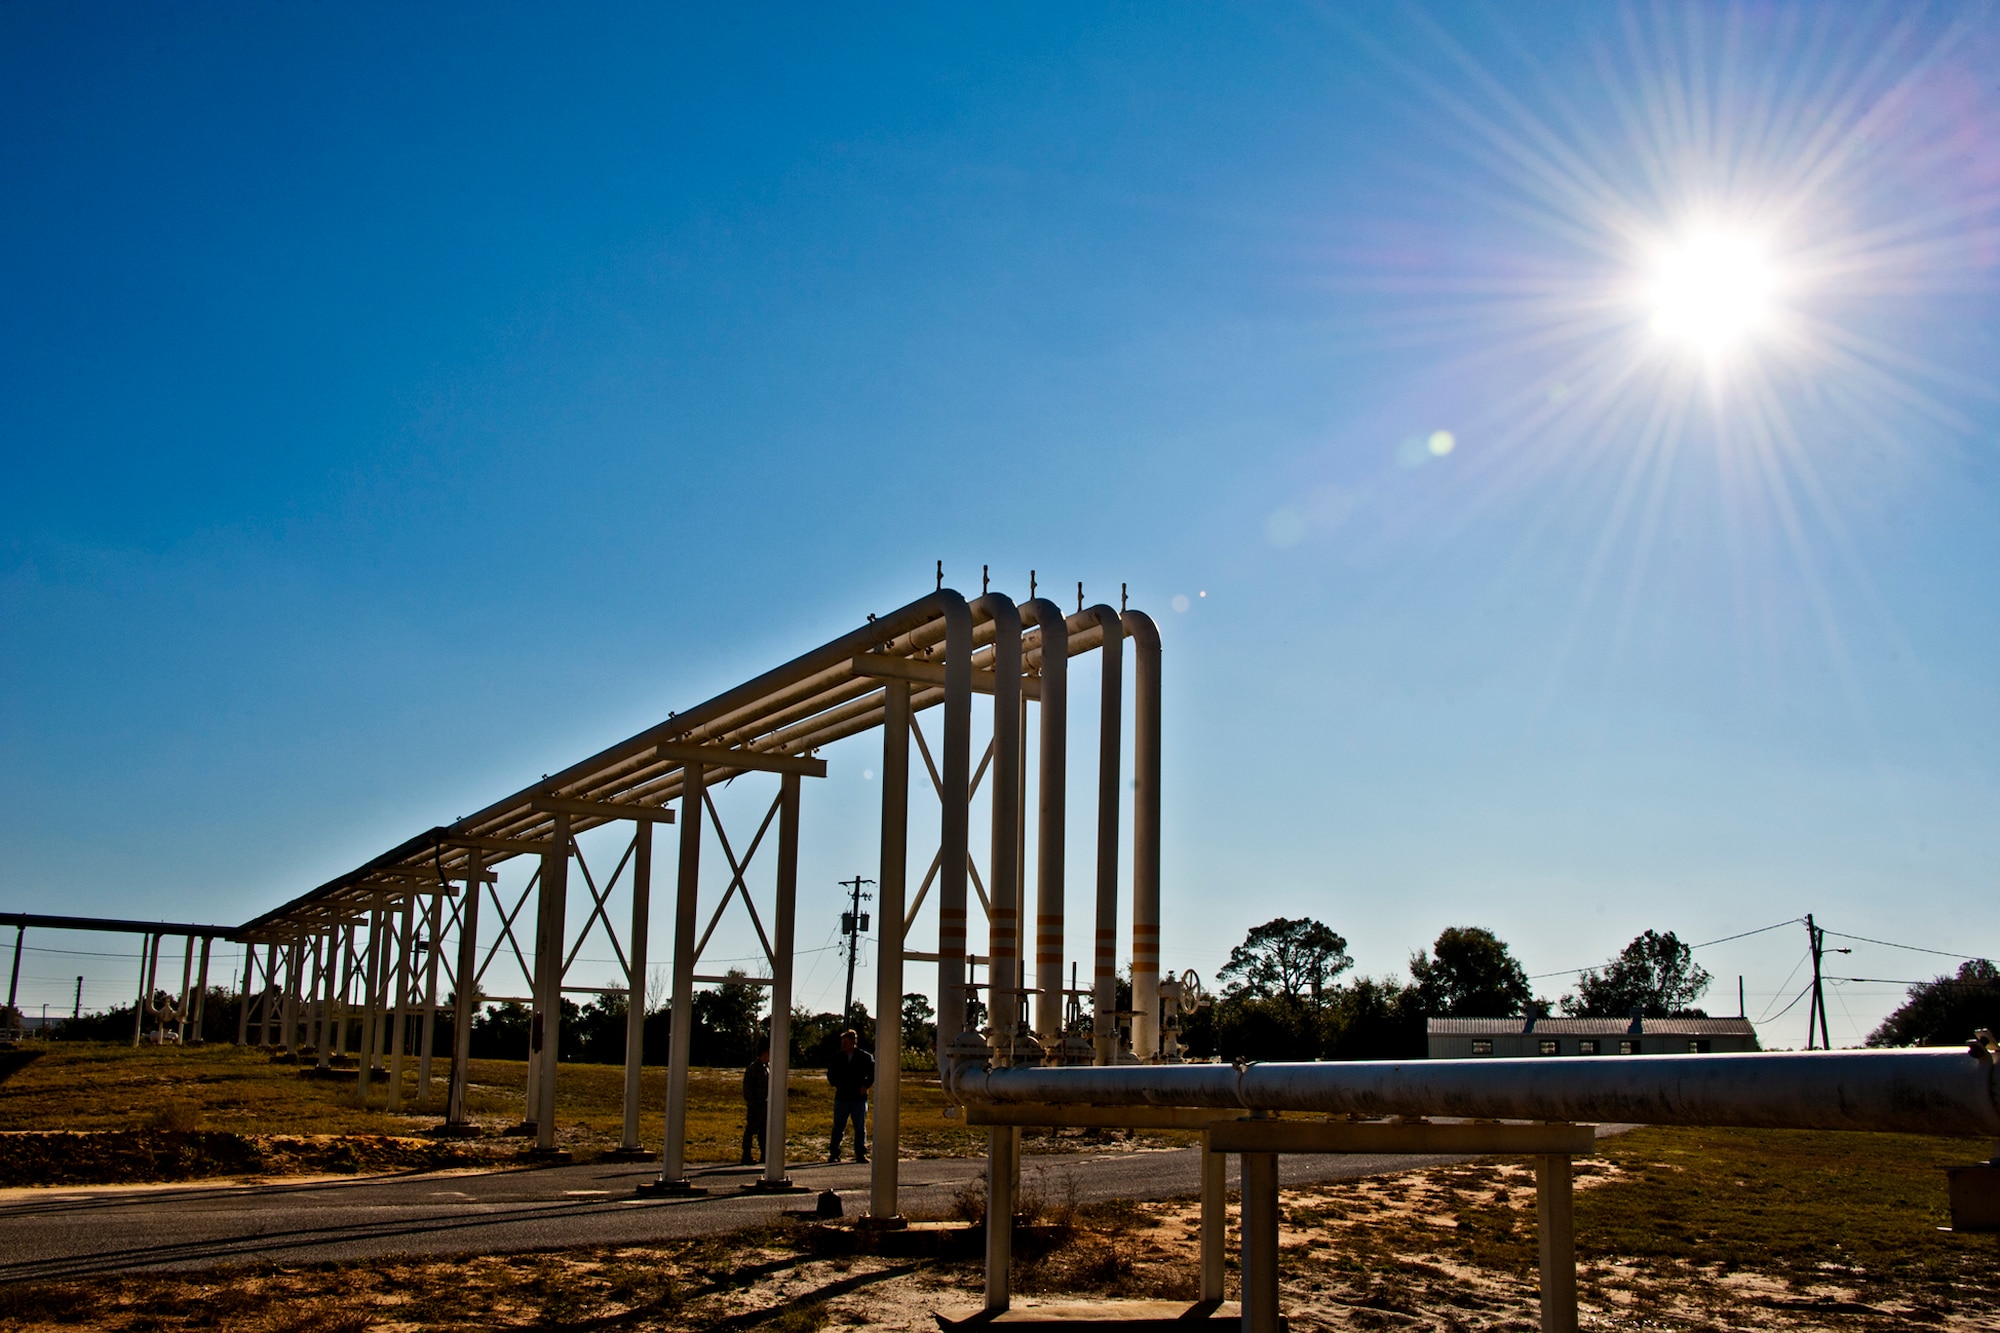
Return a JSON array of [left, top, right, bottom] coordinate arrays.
[[1820, 930, 1982, 961], [1689, 918, 1804, 950], [1755, 950, 1811, 1022]]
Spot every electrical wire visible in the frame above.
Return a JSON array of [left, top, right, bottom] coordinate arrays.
[[1689, 918, 1804, 950], [1755, 950, 1812, 1022], [1821, 930, 1982, 961], [1761, 978, 1817, 1025]]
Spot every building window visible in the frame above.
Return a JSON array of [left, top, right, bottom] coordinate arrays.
[[1471, 1039, 1493, 1056], [1538, 1039, 1559, 1056], [1619, 1040, 1638, 1055], [1578, 1039, 1598, 1055], [1689, 1039, 1710, 1054]]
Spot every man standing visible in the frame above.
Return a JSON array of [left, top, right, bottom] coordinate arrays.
[[826, 1028, 874, 1162], [741, 1041, 770, 1165]]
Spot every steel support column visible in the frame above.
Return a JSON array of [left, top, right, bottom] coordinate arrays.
[[334, 923, 354, 1059], [659, 763, 705, 1187], [531, 812, 572, 1153], [1241, 1151, 1281, 1333], [985, 1127, 1016, 1313], [418, 894, 443, 1101], [357, 906, 384, 1098], [191, 935, 212, 1044], [259, 942, 277, 1048], [281, 936, 301, 1054], [619, 824, 652, 1153], [871, 678, 911, 1219], [316, 929, 336, 1067], [132, 932, 157, 1048], [763, 771, 801, 1186], [389, 897, 415, 1110], [1200, 1130, 1226, 1302], [236, 942, 254, 1046], [447, 851, 484, 1127], [1536, 1154, 1578, 1333], [4, 925, 21, 1022]]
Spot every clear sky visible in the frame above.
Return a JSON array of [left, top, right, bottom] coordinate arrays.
[[4, 5, 1997, 1047]]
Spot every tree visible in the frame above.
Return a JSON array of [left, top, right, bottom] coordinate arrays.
[[1563, 930, 1710, 1018], [690, 970, 764, 1066], [1409, 926, 1533, 1017], [901, 992, 936, 1055], [1317, 976, 1428, 1061], [1218, 918, 1353, 1008], [1867, 959, 2000, 1047]]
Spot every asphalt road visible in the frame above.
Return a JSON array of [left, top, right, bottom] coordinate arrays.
[[0, 1144, 1493, 1282]]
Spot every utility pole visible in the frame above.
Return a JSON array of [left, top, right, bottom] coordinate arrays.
[[838, 875, 875, 1024], [1803, 915, 1850, 1050], [1804, 915, 1824, 1050], [73, 977, 82, 1021]]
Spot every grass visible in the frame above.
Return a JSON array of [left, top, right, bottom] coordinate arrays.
[[0, 1042, 986, 1169], [0, 1126, 1996, 1328]]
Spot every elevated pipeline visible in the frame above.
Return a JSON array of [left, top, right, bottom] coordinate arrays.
[[943, 1047, 2000, 1138]]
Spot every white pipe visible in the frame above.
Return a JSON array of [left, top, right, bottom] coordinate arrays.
[[1020, 600, 1068, 1044], [945, 1048, 2000, 1137], [1121, 610, 1161, 1061]]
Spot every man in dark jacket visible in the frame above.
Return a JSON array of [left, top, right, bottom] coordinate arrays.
[[826, 1029, 875, 1162], [741, 1041, 770, 1165]]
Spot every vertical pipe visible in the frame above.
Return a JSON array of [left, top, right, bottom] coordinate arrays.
[[304, 934, 323, 1054], [259, 943, 277, 1048], [976, 596, 1022, 1056], [1123, 611, 1161, 1061], [621, 824, 653, 1152], [419, 894, 443, 1101], [1240, 1152, 1281, 1333], [1536, 1155, 1578, 1333], [1087, 606, 1124, 1064], [937, 593, 973, 1050], [133, 932, 156, 1048], [357, 906, 384, 1099], [1200, 1132, 1226, 1302], [533, 813, 572, 1152], [872, 678, 911, 1220], [236, 942, 253, 1046], [389, 898, 415, 1110], [984, 1127, 1016, 1312], [661, 762, 705, 1185], [449, 853, 484, 1126], [191, 936, 212, 1044], [765, 772, 801, 1185], [1023, 602, 1067, 1043]]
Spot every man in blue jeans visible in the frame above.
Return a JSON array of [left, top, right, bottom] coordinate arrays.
[[826, 1029, 875, 1162]]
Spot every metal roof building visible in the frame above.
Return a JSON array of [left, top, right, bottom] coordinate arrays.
[[1426, 1015, 1761, 1059]]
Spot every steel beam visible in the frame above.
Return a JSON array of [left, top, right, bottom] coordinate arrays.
[[530, 811, 572, 1152], [658, 761, 705, 1188], [447, 851, 483, 1127], [531, 796, 677, 824], [764, 771, 800, 1187], [871, 678, 911, 1220], [650, 742, 826, 778]]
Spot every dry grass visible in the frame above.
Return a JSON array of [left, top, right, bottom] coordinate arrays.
[[0, 1043, 990, 1168]]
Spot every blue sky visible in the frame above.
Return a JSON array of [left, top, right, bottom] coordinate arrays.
[[4, 5, 1997, 1045]]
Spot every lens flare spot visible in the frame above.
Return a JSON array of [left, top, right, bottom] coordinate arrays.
[[1428, 430, 1456, 456], [1171, 594, 1191, 613], [1649, 230, 1775, 355]]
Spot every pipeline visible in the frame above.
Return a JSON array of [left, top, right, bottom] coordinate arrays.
[[942, 1046, 2000, 1138]]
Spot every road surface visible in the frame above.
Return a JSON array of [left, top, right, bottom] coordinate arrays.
[[0, 1143, 1502, 1281]]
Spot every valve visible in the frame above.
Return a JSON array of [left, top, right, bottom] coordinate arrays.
[[1157, 969, 1207, 1063]]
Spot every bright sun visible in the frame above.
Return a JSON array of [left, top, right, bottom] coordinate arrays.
[[1648, 230, 1776, 358]]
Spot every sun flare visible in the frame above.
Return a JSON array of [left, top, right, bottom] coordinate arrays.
[[1647, 230, 1777, 359]]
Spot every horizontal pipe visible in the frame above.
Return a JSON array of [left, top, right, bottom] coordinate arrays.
[[945, 1049, 2000, 1138]]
